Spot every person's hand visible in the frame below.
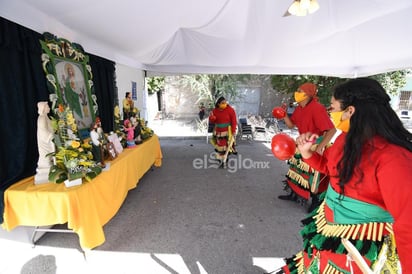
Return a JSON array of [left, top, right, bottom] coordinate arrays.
[[209, 113, 216, 122], [296, 132, 318, 159], [315, 145, 325, 155]]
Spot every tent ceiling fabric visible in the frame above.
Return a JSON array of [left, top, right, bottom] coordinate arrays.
[[1, 0, 412, 77]]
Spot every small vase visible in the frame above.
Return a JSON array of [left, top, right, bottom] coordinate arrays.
[[64, 177, 82, 187]]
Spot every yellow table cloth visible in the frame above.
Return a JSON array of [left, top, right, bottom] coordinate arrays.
[[2, 135, 162, 249]]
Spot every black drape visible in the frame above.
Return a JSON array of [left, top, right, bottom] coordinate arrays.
[[0, 17, 48, 223], [0, 16, 116, 223], [89, 54, 116, 133]]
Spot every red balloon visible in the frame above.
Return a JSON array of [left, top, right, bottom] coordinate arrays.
[[272, 107, 286, 119], [271, 133, 296, 160]]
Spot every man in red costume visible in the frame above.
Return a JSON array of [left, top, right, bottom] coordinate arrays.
[[209, 96, 238, 166], [279, 83, 336, 212]]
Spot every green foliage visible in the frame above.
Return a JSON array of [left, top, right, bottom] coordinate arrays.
[[370, 70, 410, 96], [270, 70, 411, 106], [271, 75, 346, 105], [177, 74, 250, 108], [146, 76, 165, 94]]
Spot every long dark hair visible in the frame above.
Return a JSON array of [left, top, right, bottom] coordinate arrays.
[[215, 96, 226, 108], [334, 78, 412, 192]]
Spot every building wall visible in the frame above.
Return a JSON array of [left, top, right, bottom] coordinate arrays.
[[161, 76, 292, 121], [115, 64, 148, 120]]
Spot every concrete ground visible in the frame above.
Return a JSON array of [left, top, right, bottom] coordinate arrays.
[[0, 119, 306, 274]]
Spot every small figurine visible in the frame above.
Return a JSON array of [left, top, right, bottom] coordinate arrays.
[[90, 122, 105, 166], [95, 117, 104, 141], [123, 119, 136, 148], [35, 101, 55, 184], [130, 113, 143, 144]]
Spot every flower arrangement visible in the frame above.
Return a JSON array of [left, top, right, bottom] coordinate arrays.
[[48, 104, 102, 183], [113, 105, 127, 147], [138, 118, 154, 140]]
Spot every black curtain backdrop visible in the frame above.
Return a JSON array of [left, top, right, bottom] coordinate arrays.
[[0, 16, 116, 223], [89, 54, 116, 133]]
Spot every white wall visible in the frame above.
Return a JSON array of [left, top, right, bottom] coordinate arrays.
[[115, 64, 146, 119]]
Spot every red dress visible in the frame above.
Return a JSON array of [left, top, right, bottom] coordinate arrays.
[[209, 105, 237, 155], [282, 133, 412, 273]]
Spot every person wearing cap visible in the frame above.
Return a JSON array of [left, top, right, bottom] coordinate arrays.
[[278, 83, 336, 212], [208, 96, 238, 167]]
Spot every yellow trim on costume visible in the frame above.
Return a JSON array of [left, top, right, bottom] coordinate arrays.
[[310, 171, 320, 193], [314, 201, 393, 241], [288, 157, 313, 173], [294, 251, 305, 274], [287, 169, 310, 189]]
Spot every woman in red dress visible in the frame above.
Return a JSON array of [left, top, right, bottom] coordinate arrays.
[[209, 97, 238, 166], [278, 78, 412, 274]]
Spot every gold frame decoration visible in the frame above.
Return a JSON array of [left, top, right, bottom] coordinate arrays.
[[40, 32, 98, 139]]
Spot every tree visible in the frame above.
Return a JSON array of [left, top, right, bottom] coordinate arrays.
[[146, 76, 165, 111], [270, 70, 411, 105], [177, 74, 247, 109], [146, 76, 165, 94], [370, 70, 410, 96]]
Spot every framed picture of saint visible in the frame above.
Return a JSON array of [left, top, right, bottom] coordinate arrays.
[[40, 32, 98, 139], [54, 60, 93, 131]]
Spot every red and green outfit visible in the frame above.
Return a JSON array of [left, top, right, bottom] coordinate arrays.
[[209, 105, 237, 158], [286, 99, 335, 199], [280, 133, 412, 273]]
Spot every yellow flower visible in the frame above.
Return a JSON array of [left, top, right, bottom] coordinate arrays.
[[71, 140, 81, 148], [114, 105, 120, 117], [82, 142, 92, 149], [66, 112, 75, 125]]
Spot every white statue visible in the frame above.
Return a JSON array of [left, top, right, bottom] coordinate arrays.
[[34, 101, 55, 184]]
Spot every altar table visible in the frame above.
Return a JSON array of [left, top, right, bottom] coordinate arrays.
[[2, 135, 162, 249]]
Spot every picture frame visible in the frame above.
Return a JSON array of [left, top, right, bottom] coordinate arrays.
[[40, 32, 98, 139], [106, 142, 117, 160], [107, 133, 123, 155]]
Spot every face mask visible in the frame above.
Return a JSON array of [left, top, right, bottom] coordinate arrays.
[[219, 103, 227, 109], [330, 110, 350, 132], [330, 111, 344, 127], [337, 118, 350, 132], [294, 91, 307, 103]]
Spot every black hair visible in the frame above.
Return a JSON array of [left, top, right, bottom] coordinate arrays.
[[333, 78, 412, 193], [125, 92, 131, 98], [89, 122, 96, 131], [215, 96, 226, 108]]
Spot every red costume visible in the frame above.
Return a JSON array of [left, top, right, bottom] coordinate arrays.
[[286, 99, 335, 199], [290, 99, 334, 135], [209, 104, 237, 155], [282, 133, 412, 273]]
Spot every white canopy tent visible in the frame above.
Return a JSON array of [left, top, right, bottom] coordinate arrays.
[[1, 0, 412, 77]]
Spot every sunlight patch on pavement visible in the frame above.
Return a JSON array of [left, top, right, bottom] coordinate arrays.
[[253, 257, 285, 273]]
